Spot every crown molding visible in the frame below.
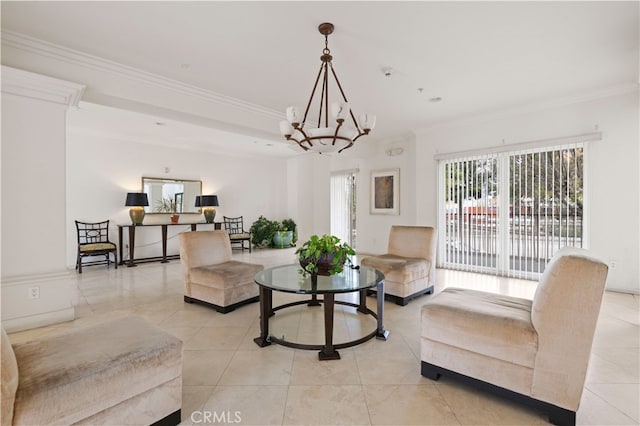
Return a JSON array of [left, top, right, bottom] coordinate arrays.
[[1, 30, 283, 119], [1, 65, 85, 106]]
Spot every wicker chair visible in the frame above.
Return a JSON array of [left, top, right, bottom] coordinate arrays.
[[223, 216, 252, 252], [75, 220, 117, 273]]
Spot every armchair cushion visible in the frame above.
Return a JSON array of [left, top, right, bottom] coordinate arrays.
[[191, 261, 264, 290], [360, 255, 429, 283], [421, 288, 537, 368]]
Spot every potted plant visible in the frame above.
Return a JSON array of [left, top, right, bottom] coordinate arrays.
[[296, 234, 355, 276], [273, 218, 297, 248], [250, 216, 280, 248], [155, 197, 180, 223], [251, 216, 298, 248]]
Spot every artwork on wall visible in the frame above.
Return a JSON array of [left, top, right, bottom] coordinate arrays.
[[370, 169, 399, 215]]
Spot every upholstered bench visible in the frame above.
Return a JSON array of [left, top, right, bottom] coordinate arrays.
[[2, 316, 182, 426]]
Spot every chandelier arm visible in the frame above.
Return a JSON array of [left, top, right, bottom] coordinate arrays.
[[297, 127, 313, 147], [324, 63, 330, 128], [286, 135, 309, 151], [338, 142, 354, 154], [331, 119, 344, 146], [329, 64, 362, 131], [302, 63, 327, 129], [351, 131, 368, 143], [317, 63, 327, 129]]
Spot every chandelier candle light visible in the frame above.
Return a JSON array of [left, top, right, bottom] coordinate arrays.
[[279, 22, 375, 154]]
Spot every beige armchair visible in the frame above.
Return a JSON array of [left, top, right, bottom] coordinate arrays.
[[420, 248, 608, 426], [360, 225, 437, 305], [178, 230, 263, 313]]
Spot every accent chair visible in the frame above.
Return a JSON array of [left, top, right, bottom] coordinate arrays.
[[420, 247, 608, 426], [360, 225, 437, 305], [178, 230, 263, 313]]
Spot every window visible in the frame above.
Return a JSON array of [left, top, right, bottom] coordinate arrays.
[[438, 135, 593, 279], [331, 170, 357, 248]]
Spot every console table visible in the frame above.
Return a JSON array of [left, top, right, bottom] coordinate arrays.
[[118, 222, 221, 266]]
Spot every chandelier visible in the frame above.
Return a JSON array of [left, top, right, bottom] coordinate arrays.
[[279, 22, 376, 154]]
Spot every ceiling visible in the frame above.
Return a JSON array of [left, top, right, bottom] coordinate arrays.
[[1, 1, 638, 157]]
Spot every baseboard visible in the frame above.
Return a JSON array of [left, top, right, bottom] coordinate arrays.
[[2, 307, 75, 333]]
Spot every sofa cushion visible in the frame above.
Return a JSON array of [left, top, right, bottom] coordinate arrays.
[[422, 288, 538, 368], [1, 328, 19, 426], [190, 260, 263, 289], [11, 316, 182, 426], [361, 254, 428, 283]]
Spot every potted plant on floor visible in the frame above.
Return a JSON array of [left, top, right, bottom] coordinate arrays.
[[296, 234, 355, 276], [250, 216, 280, 248], [273, 218, 297, 248]]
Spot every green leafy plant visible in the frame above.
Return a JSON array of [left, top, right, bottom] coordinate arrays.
[[154, 197, 176, 213], [296, 234, 355, 275], [250, 216, 297, 248], [281, 218, 298, 244], [250, 216, 281, 248]]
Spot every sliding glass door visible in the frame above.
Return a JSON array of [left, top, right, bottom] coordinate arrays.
[[439, 142, 585, 278]]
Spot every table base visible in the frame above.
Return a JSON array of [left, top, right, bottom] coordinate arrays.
[[254, 281, 389, 360]]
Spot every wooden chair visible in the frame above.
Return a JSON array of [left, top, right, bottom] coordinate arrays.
[[75, 220, 117, 273], [223, 216, 252, 253]]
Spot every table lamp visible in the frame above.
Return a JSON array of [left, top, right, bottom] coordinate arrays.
[[125, 192, 149, 225], [197, 195, 219, 223]]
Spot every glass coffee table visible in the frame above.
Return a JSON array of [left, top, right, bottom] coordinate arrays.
[[253, 264, 389, 360]]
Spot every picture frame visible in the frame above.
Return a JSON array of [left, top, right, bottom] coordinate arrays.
[[370, 168, 399, 215]]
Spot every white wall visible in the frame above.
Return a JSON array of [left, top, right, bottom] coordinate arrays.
[[66, 131, 290, 265], [289, 134, 419, 255], [415, 90, 639, 293]]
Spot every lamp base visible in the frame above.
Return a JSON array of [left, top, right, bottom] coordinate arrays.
[[203, 207, 216, 223], [129, 207, 145, 225]]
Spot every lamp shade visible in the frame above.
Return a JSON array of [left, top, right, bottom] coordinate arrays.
[[194, 195, 201, 207], [125, 192, 149, 207], [199, 195, 219, 207]]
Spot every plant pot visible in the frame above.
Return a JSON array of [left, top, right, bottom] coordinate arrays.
[[299, 253, 343, 276], [273, 230, 293, 248], [170, 214, 180, 224]]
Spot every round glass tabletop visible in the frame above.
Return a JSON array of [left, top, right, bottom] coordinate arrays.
[[254, 264, 384, 294]]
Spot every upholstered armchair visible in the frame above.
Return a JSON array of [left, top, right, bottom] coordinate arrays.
[[420, 248, 608, 426], [360, 225, 437, 305], [178, 230, 263, 313]]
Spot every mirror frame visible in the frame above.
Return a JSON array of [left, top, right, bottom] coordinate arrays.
[[141, 176, 203, 214]]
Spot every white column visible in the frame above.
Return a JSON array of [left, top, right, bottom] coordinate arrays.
[[1, 66, 86, 332]]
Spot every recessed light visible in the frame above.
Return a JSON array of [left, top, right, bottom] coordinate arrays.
[[429, 97, 443, 103], [155, 122, 165, 126]]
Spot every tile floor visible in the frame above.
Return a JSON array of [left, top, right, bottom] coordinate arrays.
[[8, 248, 639, 425]]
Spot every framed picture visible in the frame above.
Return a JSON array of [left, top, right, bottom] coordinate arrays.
[[370, 169, 399, 215]]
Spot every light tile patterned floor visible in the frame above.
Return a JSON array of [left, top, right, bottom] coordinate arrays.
[[8, 248, 639, 425]]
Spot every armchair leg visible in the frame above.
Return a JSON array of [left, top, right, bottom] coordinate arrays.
[[421, 361, 441, 381]]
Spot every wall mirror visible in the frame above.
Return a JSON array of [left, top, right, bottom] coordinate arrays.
[[142, 177, 202, 214]]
